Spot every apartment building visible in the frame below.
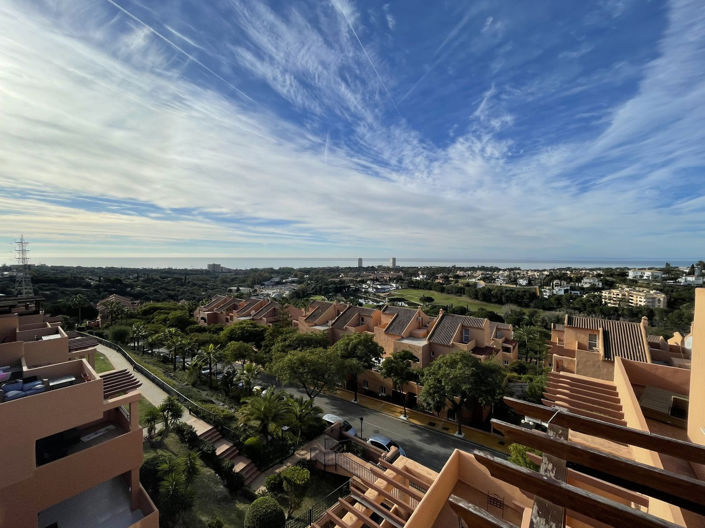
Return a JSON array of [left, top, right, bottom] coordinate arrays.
[[602, 286, 667, 308], [0, 312, 157, 527], [313, 288, 705, 528]]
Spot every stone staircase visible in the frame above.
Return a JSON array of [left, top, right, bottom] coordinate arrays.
[[196, 425, 261, 485]]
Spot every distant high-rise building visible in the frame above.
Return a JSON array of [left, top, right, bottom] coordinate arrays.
[[357, 257, 363, 268], [207, 263, 223, 273], [390, 257, 396, 268]]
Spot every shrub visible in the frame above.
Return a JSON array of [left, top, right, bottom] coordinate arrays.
[[173, 422, 200, 449], [281, 465, 310, 515], [221, 465, 244, 494], [109, 325, 131, 345], [265, 472, 283, 493], [243, 436, 264, 465], [244, 496, 285, 528], [207, 518, 224, 528]]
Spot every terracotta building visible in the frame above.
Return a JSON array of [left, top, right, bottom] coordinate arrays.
[[313, 288, 705, 528], [0, 312, 157, 527]]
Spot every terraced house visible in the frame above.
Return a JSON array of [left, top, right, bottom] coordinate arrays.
[[194, 295, 302, 327], [313, 289, 705, 528], [0, 308, 157, 527]]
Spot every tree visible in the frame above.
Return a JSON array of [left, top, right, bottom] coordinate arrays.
[[159, 470, 193, 523], [237, 362, 262, 396], [286, 395, 323, 445], [332, 333, 383, 403], [239, 389, 288, 439], [244, 496, 285, 528], [224, 341, 255, 368], [380, 350, 419, 419], [221, 321, 267, 349], [270, 331, 329, 356], [179, 451, 200, 486], [144, 406, 162, 439], [131, 322, 148, 351], [270, 347, 347, 401], [419, 351, 504, 435], [69, 294, 88, 325], [108, 325, 131, 345], [159, 396, 183, 432], [101, 300, 127, 326], [281, 465, 311, 516], [159, 328, 185, 372], [193, 343, 222, 387]]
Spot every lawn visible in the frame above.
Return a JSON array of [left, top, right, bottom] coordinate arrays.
[[393, 288, 514, 313], [94, 352, 114, 373], [138, 397, 158, 426], [144, 433, 250, 527]]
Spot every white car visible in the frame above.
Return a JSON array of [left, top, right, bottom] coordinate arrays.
[[322, 414, 357, 436]]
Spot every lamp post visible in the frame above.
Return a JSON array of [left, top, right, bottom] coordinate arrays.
[[359, 417, 364, 440]]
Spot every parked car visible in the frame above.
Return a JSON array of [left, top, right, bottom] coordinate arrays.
[[367, 434, 406, 457], [322, 414, 357, 437]]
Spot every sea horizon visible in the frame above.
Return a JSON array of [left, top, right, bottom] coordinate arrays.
[[16, 256, 698, 270]]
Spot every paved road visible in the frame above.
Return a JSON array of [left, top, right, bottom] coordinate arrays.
[[284, 387, 506, 472]]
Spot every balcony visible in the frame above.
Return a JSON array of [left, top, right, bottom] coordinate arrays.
[[38, 476, 157, 528]]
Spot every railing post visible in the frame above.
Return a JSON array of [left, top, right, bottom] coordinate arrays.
[[308, 507, 312, 526]]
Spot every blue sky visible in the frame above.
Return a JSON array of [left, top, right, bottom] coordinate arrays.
[[1, 0, 704, 263]]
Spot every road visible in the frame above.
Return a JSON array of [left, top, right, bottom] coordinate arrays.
[[284, 387, 506, 472]]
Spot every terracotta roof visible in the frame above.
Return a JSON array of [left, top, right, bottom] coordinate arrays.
[[647, 334, 663, 344], [331, 306, 376, 329], [383, 306, 416, 335], [251, 301, 278, 320], [566, 315, 647, 362], [304, 301, 333, 322], [235, 298, 261, 316], [201, 295, 231, 311], [68, 336, 98, 352], [428, 313, 486, 345]]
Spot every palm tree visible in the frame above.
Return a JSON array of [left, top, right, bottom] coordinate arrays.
[[513, 327, 531, 362], [237, 362, 262, 395], [193, 343, 222, 388], [69, 294, 88, 326], [131, 322, 147, 351], [144, 406, 162, 439], [180, 451, 200, 486], [286, 396, 323, 445], [239, 389, 288, 440], [160, 328, 184, 372]]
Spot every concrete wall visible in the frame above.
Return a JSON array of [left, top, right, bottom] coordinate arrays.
[[574, 349, 614, 381], [621, 358, 689, 396]]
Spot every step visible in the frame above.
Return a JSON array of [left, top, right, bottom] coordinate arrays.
[[220, 445, 240, 460], [231, 456, 252, 473], [198, 427, 223, 444]]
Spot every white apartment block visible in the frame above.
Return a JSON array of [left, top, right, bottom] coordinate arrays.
[[601, 287, 667, 308]]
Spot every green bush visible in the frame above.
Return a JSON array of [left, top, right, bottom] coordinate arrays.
[[173, 422, 200, 449], [109, 325, 131, 345], [265, 472, 283, 493], [243, 436, 264, 464], [244, 496, 285, 528]]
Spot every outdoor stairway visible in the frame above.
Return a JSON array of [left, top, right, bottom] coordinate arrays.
[[543, 372, 626, 425], [232, 456, 260, 486], [196, 425, 260, 484]]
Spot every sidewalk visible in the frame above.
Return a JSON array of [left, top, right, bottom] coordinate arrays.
[[247, 438, 320, 492], [328, 388, 508, 454], [96, 344, 213, 434]]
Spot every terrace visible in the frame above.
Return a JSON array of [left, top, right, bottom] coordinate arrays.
[[38, 476, 157, 528]]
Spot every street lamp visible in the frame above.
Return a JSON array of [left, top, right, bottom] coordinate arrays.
[[359, 417, 364, 440]]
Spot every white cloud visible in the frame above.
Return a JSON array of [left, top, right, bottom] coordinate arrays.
[[0, 0, 703, 260]]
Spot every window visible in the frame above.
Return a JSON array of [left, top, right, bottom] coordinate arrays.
[[379, 386, 386, 395], [503, 360, 509, 366], [462, 328, 470, 343], [360, 316, 365, 324], [496, 330, 503, 338], [588, 333, 598, 350]]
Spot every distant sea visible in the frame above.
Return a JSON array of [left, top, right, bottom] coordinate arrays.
[[29, 257, 696, 270]]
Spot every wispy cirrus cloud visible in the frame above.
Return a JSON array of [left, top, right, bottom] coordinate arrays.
[[0, 0, 703, 263]]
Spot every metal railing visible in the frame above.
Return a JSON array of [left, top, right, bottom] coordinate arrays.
[[79, 332, 242, 439], [286, 479, 351, 528]]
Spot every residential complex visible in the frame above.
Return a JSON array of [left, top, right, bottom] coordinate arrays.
[[601, 286, 667, 308], [0, 303, 157, 527], [193, 295, 303, 326], [628, 268, 664, 280], [311, 288, 705, 528]]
